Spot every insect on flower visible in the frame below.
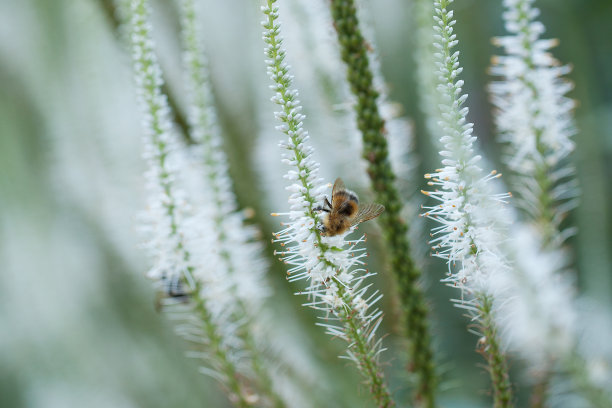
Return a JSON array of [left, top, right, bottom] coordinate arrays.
[[315, 178, 385, 237]]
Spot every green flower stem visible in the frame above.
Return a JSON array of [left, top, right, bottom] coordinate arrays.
[[263, 2, 394, 406], [328, 0, 437, 405], [565, 352, 612, 408], [193, 281, 251, 408], [477, 294, 513, 408], [334, 279, 395, 408], [528, 372, 549, 408]]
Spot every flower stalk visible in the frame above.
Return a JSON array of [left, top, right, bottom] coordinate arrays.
[[328, 0, 437, 405], [422, 1, 514, 406], [488, 1, 590, 405], [130, 0, 259, 405], [262, 1, 394, 406], [476, 295, 513, 408]]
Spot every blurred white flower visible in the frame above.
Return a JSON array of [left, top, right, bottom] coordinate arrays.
[[490, 0, 578, 244], [130, 1, 263, 403], [490, 225, 577, 365]]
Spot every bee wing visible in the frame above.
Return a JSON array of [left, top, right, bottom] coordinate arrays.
[[351, 203, 385, 227], [332, 177, 346, 197]]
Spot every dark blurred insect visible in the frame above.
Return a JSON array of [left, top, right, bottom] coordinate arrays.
[[154, 274, 191, 312], [315, 178, 384, 237]]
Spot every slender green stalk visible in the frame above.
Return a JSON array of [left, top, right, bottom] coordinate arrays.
[[476, 295, 513, 408], [528, 372, 549, 408], [328, 0, 436, 405], [565, 352, 612, 408], [193, 282, 251, 408]]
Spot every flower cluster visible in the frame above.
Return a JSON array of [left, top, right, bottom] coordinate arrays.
[[262, 1, 393, 406], [423, 0, 511, 293], [490, 225, 577, 365], [490, 0, 578, 244], [422, 1, 513, 405]]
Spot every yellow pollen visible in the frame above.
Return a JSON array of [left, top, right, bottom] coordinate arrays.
[[271, 212, 279, 216]]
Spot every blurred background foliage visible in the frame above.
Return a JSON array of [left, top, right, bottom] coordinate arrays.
[[0, 0, 610, 407]]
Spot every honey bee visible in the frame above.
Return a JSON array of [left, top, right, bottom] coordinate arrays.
[[315, 178, 385, 237]]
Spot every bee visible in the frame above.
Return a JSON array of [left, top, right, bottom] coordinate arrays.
[[315, 178, 385, 237], [154, 275, 191, 312]]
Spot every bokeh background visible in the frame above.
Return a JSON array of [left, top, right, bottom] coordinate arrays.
[[1, 0, 610, 407]]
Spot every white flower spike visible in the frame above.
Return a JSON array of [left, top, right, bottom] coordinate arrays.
[[262, 1, 394, 406]]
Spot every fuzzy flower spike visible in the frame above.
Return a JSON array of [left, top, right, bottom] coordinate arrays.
[[262, 1, 394, 406], [130, 0, 261, 405], [422, 1, 513, 406], [489, 0, 578, 246]]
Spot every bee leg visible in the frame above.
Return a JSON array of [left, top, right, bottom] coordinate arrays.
[[313, 205, 330, 213], [314, 196, 332, 213]]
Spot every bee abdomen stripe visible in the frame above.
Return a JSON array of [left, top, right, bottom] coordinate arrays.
[[334, 190, 359, 203]]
